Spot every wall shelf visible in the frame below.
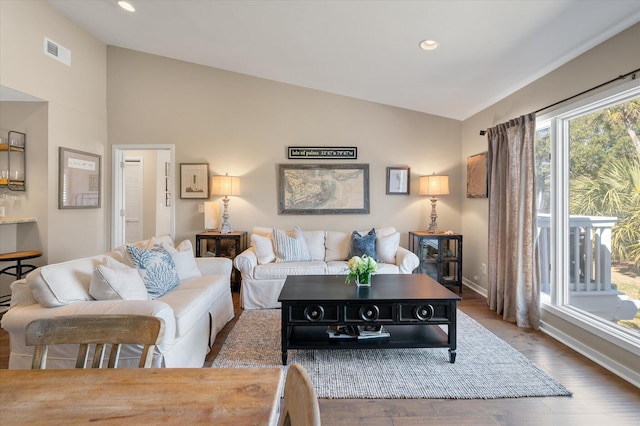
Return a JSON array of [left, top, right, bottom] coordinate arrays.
[[0, 130, 26, 191]]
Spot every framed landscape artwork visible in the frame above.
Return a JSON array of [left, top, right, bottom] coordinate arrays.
[[180, 163, 209, 199], [278, 163, 370, 214]]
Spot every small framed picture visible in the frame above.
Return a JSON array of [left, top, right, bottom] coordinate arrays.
[[386, 167, 410, 195], [180, 163, 209, 199]]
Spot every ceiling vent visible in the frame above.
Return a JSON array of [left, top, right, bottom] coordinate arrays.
[[44, 37, 71, 66]]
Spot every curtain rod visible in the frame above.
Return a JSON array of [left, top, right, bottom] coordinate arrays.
[[479, 67, 640, 136]]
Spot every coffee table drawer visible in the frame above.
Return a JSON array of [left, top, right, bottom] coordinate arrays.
[[398, 302, 453, 323], [286, 304, 340, 323], [343, 303, 395, 323]]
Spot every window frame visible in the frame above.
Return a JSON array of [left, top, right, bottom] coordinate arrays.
[[536, 78, 640, 355]]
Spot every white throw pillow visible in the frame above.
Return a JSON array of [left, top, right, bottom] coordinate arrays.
[[251, 234, 276, 264], [376, 231, 400, 263], [162, 239, 202, 281], [89, 256, 149, 301], [273, 227, 312, 263], [325, 231, 350, 261]]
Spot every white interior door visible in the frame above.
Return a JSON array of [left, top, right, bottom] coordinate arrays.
[[111, 145, 175, 249], [124, 158, 143, 243]]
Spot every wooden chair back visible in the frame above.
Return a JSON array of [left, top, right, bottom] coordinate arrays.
[[25, 315, 165, 369], [278, 363, 321, 426]]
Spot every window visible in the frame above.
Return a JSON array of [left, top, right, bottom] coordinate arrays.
[[535, 79, 640, 349]]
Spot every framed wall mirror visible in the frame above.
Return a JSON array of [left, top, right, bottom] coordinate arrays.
[[58, 147, 101, 209]]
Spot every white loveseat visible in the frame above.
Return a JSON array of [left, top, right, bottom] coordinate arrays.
[[1, 236, 235, 369], [235, 226, 419, 309]]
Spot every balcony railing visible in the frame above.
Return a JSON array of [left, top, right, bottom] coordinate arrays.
[[537, 214, 640, 321], [537, 214, 618, 294]]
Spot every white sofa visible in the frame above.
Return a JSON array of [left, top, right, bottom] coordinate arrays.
[[235, 227, 419, 309], [1, 236, 235, 369]]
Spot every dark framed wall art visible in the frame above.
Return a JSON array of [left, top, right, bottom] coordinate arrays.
[[180, 163, 209, 199], [279, 163, 370, 214], [386, 166, 410, 195]]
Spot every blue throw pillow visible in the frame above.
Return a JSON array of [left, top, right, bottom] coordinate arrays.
[[349, 228, 377, 259], [126, 244, 180, 299]]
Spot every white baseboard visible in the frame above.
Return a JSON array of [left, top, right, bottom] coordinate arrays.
[[540, 321, 640, 388], [462, 277, 487, 298]]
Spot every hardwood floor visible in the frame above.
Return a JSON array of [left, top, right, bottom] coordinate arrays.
[[2, 287, 639, 425]]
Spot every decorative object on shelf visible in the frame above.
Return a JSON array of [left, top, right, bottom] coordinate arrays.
[[179, 163, 209, 199], [467, 151, 488, 198], [279, 163, 369, 214], [58, 147, 101, 209], [287, 146, 357, 160], [386, 166, 410, 195], [211, 173, 240, 234], [419, 173, 450, 233], [345, 254, 378, 286]]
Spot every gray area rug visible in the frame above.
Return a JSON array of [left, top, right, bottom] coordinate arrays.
[[212, 309, 572, 399]]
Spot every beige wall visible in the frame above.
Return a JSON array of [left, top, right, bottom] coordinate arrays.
[[460, 22, 640, 383], [107, 47, 463, 246], [0, 0, 107, 263]]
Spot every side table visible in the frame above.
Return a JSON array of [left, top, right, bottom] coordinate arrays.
[[195, 231, 247, 290], [408, 231, 463, 293]]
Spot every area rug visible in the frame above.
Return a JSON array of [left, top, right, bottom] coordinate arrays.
[[211, 309, 572, 399]]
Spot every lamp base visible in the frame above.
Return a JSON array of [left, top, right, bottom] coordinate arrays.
[[426, 196, 439, 234], [220, 196, 233, 234]]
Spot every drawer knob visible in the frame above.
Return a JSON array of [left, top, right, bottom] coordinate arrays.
[[304, 305, 325, 321], [414, 304, 434, 321], [359, 305, 379, 321]]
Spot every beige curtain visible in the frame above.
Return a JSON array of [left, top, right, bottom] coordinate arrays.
[[486, 113, 539, 329]]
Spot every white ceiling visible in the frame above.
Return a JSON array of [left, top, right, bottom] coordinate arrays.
[[47, 0, 640, 120]]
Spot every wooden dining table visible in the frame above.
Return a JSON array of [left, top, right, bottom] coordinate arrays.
[[0, 367, 283, 425]]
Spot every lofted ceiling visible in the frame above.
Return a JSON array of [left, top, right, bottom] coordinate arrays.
[[47, 0, 640, 120]]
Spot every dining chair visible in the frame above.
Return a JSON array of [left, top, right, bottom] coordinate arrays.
[[25, 314, 165, 369], [278, 363, 321, 426]]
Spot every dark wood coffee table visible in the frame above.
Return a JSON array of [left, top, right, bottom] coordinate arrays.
[[278, 274, 462, 365]]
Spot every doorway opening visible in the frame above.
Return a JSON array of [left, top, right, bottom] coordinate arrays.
[[111, 145, 175, 249]]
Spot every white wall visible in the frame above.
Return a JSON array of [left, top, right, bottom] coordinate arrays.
[[106, 47, 463, 246], [0, 0, 107, 262]]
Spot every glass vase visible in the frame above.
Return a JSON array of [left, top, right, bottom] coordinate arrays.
[[355, 272, 372, 286]]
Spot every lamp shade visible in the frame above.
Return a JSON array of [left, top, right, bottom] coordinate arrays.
[[419, 175, 450, 196], [211, 174, 240, 196]]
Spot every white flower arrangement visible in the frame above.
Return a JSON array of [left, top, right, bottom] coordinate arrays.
[[346, 254, 378, 284]]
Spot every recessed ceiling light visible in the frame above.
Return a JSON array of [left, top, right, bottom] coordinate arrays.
[[118, 1, 135, 12], [419, 40, 438, 51]]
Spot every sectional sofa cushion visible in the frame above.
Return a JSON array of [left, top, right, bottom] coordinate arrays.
[[377, 231, 400, 263], [251, 234, 276, 265], [26, 254, 115, 308], [162, 239, 202, 281], [89, 256, 149, 301]]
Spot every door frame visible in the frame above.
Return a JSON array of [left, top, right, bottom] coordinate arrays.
[[111, 144, 175, 249]]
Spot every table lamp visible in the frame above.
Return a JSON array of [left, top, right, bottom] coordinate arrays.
[[419, 174, 449, 233], [210, 173, 240, 233]]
